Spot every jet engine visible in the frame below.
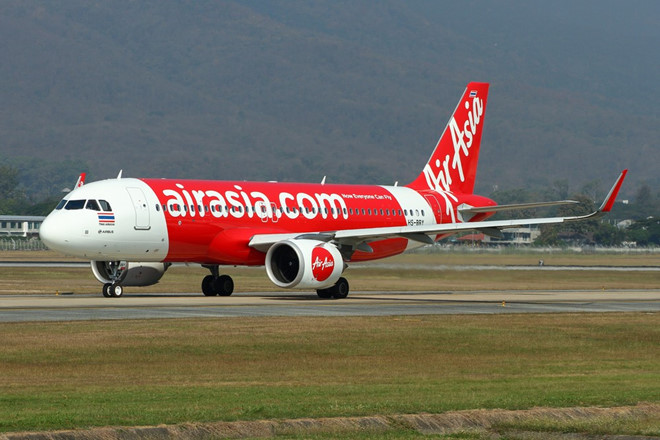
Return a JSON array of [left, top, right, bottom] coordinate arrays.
[[265, 239, 344, 289], [91, 261, 170, 286]]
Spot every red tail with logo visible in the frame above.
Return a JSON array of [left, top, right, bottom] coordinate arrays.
[[407, 82, 489, 195]]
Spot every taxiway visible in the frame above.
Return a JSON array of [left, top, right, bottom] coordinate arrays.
[[0, 289, 658, 322]]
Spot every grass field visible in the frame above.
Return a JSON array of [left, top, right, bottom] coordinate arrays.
[[1, 249, 659, 437], [1, 314, 659, 436]]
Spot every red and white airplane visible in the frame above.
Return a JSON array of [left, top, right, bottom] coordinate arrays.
[[39, 82, 627, 298]]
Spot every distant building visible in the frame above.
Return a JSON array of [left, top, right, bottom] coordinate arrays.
[[457, 226, 541, 246], [0, 215, 45, 237]]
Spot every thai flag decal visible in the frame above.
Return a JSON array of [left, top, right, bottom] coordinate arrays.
[[98, 212, 115, 225]]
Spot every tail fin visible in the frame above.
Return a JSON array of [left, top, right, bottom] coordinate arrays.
[[407, 82, 489, 195], [74, 172, 86, 188]]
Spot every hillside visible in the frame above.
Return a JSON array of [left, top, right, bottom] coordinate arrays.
[[0, 0, 658, 200]]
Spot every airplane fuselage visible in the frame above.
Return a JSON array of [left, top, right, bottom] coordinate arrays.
[[40, 177, 495, 265]]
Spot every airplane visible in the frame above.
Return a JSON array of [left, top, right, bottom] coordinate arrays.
[[39, 82, 628, 298]]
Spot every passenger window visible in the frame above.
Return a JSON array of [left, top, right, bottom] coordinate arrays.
[[65, 200, 86, 210], [156, 204, 160, 212], [415, 209, 419, 216], [404, 209, 408, 216], [421, 210, 425, 216], [85, 200, 100, 211], [55, 199, 67, 210], [99, 200, 112, 211]]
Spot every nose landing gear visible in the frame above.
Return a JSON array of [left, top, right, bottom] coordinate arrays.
[[100, 261, 127, 298], [201, 265, 234, 296], [102, 282, 124, 298]]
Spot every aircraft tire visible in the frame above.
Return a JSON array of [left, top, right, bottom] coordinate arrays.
[[214, 275, 234, 296], [202, 275, 216, 296], [102, 283, 112, 298], [316, 288, 332, 299], [331, 277, 349, 299], [110, 283, 123, 298]]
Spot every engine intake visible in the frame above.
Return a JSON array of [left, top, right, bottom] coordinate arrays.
[[266, 239, 344, 289]]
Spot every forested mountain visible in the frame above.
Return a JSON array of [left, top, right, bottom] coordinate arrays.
[[0, 1, 658, 201]]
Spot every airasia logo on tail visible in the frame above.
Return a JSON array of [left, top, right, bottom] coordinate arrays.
[[423, 94, 484, 193], [311, 246, 335, 282]]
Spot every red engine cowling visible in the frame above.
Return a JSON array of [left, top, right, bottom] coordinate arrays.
[[265, 239, 345, 289], [91, 261, 170, 286]]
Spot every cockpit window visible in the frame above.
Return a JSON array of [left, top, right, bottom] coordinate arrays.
[[99, 200, 112, 211], [64, 199, 86, 210], [85, 200, 100, 211], [55, 199, 68, 210]]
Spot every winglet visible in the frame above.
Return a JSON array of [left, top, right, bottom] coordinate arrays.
[[598, 169, 628, 213], [74, 173, 86, 188]]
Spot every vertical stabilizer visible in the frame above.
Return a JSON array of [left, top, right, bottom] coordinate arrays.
[[407, 82, 489, 195]]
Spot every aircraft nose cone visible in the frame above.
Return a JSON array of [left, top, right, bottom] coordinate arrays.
[[39, 214, 66, 252]]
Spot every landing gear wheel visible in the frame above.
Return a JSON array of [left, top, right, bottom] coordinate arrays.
[[316, 277, 349, 299], [102, 283, 112, 298], [109, 283, 123, 298], [213, 275, 234, 296], [332, 277, 349, 299], [202, 275, 216, 296], [316, 288, 333, 299]]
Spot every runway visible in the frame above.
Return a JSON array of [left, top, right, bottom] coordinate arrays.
[[0, 289, 659, 322]]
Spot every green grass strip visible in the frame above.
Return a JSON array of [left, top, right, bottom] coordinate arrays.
[[1, 313, 658, 433]]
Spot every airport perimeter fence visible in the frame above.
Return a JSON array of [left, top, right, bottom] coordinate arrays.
[[0, 238, 49, 251]]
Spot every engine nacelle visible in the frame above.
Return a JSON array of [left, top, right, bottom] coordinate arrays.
[[265, 239, 345, 289], [91, 261, 170, 286]]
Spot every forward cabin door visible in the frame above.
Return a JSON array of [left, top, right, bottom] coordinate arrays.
[[126, 187, 151, 230]]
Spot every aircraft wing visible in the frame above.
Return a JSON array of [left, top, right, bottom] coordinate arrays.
[[249, 170, 627, 253]]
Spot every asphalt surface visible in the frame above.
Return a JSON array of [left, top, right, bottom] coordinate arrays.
[[0, 289, 658, 322]]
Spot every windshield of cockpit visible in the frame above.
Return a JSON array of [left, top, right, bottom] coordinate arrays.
[[55, 199, 112, 211]]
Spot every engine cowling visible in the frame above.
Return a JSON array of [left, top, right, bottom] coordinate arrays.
[[91, 261, 170, 286], [265, 239, 345, 289]]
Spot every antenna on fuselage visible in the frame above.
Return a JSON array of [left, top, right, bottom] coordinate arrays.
[[394, 181, 398, 186], [321, 176, 326, 185], [116, 170, 123, 179]]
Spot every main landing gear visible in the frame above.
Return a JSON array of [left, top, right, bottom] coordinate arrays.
[[201, 265, 234, 296], [316, 277, 349, 299]]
